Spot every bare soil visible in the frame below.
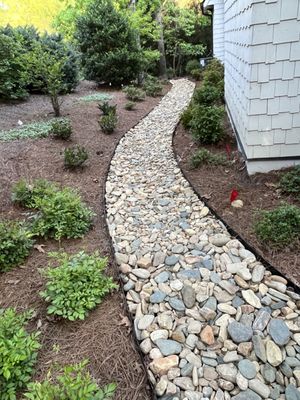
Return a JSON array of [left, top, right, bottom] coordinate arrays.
[[173, 119, 300, 288], [0, 80, 170, 399]]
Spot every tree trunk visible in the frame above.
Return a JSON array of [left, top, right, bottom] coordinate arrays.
[[156, 5, 167, 79], [130, 0, 144, 85], [51, 95, 60, 117]]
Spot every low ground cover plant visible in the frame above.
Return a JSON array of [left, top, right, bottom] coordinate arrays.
[[279, 166, 300, 199], [0, 220, 34, 272], [98, 101, 117, 116], [254, 204, 300, 248], [123, 85, 145, 102], [64, 146, 88, 169], [124, 101, 135, 111], [24, 360, 116, 400], [79, 93, 112, 103], [143, 75, 162, 97], [0, 119, 59, 142], [50, 118, 72, 140], [12, 179, 94, 240], [99, 112, 118, 134], [191, 149, 228, 168], [190, 105, 225, 144], [40, 251, 117, 321], [0, 308, 40, 399]]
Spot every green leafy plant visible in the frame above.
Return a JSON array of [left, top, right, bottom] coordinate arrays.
[[0, 119, 60, 142], [98, 101, 117, 116], [99, 112, 118, 134], [123, 85, 145, 102], [0, 220, 34, 272], [279, 166, 300, 198], [190, 105, 225, 144], [40, 251, 118, 321], [193, 85, 222, 106], [185, 59, 200, 75], [24, 360, 116, 400], [203, 58, 224, 86], [190, 69, 202, 81], [254, 204, 300, 248], [12, 179, 58, 209], [143, 75, 162, 97], [181, 104, 195, 129], [0, 308, 40, 399], [191, 149, 228, 168], [64, 146, 88, 168], [124, 101, 135, 111], [50, 118, 72, 140], [79, 93, 112, 103]]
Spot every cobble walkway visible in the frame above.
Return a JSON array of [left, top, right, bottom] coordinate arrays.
[[106, 79, 300, 400]]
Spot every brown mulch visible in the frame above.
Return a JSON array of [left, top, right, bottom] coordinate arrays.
[[173, 119, 300, 287], [0, 80, 170, 399]]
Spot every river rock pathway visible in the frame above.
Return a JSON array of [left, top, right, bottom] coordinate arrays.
[[105, 79, 300, 400]]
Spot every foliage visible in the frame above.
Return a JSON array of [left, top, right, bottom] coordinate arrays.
[[193, 85, 222, 106], [0, 120, 57, 142], [50, 118, 72, 140], [279, 166, 300, 198], [79, 93, 112, 103], [24, 360, 116, 400], [0, 33, 28, 100], [12, 179, 94, 240], [99, 112, 118, 134], [254, 204, 300, 248], [123, 85, 145, 102], [190, 68, 202, 81], [40, 251, 117, 321], [0, 308, 40, 400], [124, 101, 135, 111], [190, 105, 225, 144], [203, 58, 224, 86], [98, 101, 117, 116], [143, 75, 163, 97], [64, 146, 88, 169], [0, 220, 34, 272], [191, 148, 228, 168], [185, 59, 200, 74], [76, 0, 142, 85], [181, 104, 195, 129]]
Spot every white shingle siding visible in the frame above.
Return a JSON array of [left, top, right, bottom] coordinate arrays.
[[217, 0, 300, 172]]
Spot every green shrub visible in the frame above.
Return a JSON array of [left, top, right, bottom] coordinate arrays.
[[185, 59, 200, 75], [254, 204, 300, 248], [193, 85, 222, 106], [143, 75, 162, 97], [191, 149, 228, 168], [0, 308, 40, 399], [190, 69, 202, 81], [99, 112, 118, 134], [40, 251, 117, 321], [0, 119, 58, 142], [32, 188, 94, 240], [279, 166, 300, 198], [190, 105, 225, 144], [50, 118, 72, 140], [12, 179, 58, 209], [0, 220, 34, 272], [123, 85, 145, 102], [98, 101, 117, 116], [124, 101, 135, 111], [64, 146, 88, 169], [181, 104, 195, 129], [24, 360, 116, 400], [76, 0, 142, 85]]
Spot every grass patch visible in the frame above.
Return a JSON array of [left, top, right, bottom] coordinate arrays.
[[0, 118, 69, 142], [79, 93, 113, 102]]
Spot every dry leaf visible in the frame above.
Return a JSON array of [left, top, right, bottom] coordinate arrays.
[[34, 244, 46, 253], [118, 314, 131, 328], [265, 182, 277, 189], [37, 319, 42, 329], [7, 279, 20, 285]]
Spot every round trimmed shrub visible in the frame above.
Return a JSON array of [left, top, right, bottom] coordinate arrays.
[[190, 105, 225, 144]]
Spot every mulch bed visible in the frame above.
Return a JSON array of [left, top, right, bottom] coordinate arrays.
[[0, 80, 170, 400], [173, 118, 300, 287]]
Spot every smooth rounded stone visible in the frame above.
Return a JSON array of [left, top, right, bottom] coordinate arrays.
[[242, 290, 262, 309], [268, 319, 291, 346], [219, 280, 239, 295], [217, 304, 237, 315], [201, 257, 213, 271], [280, 362, 293, 378], [202, 357, 218, 367], [232, 296, 245, 308], [203, 386, 213, 398], [216, 363, 238, 383], [186, 334, 199, 349], [156, 376, 168, 396], [185, 390, 202, 400], [269, 385, 281, 400], [172, 330, 186, 344], [173, 377, 194, 391], [167, 367, 181, 380], [231, 389, 262, 400], [150, 291, 167, 303], [239, 249, 256, 262], [172, 244, 184, 254], [150, 348, 163, 360], [200, 325, 215, 345], [187, 320, 202, 334], [204, 297, 217, 311], [252, 335, 266, 362], [236, 372, 248, 390], [131, 268, 150, 279], [285, 357, 300, 367], [170, 279, 183, 291], [237, 267, 252, 281], [262, 363, 276, 383], [199, 307, 217, 321], [210, 271, 221, 284], [150, 355, 179, 375], [238, 359, 257, 379], [252, 265, 265, 283], [115, 252, 129, 265], [185, 352, 202, 368], [153, 251, 167, 267], [218, 379, 234, 391], [155, 271, 170, 283], [156, 339, 182, 356], [285, 385, 300, 400], [266, 340, 283, 367], [211, 234, 230, 247], [223, 351, 240, 363], [151, 330, 169, 342], [181, 362, 194, 377], [138, 314, 154, 330], [158, 313, 173, 330], [140, 338, 152, 354], [203, 366, 218, 381], [168, 297, 185, 312], [237, 342, 253, 357], [228, 321, 253, 343], [178, 269, 200, 280], [248, 379, 270, 399], [123, 280, 135, 291], [182, 285, 196, 308], [165, 255, 179, 266], [252, 310, 271, 331]]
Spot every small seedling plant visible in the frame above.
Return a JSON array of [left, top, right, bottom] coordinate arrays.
[[64, 146, 88, 168]]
